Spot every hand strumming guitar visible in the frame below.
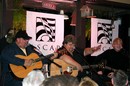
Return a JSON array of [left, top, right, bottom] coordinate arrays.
[[24, 59, 34, 66], [76, 64, 83, 72]]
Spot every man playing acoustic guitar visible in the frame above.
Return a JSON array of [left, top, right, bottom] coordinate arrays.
[[52, 35, 101, 83], [0, 30, 57, 86]]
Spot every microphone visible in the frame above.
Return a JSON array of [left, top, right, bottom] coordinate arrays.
[[41, 54, 62, 69], [43, 53, 54, 58], [35, 53, 54, 62], [73, 47, 81, 55], [29, 44, 43, 55]]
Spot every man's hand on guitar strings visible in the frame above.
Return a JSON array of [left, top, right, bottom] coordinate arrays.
[[97, 71, 103, 75], [76, 64, 83, 72], [24, 59, 34, 66]]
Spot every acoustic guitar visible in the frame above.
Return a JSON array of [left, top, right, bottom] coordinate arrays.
[[50, 59, 99, 77], [9, 53, 54, 78]]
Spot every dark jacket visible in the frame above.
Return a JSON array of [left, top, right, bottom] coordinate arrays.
[[0, 42, 34, 86]]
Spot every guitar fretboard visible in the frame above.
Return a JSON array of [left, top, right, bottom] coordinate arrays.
[[35, 53, 54, 62]]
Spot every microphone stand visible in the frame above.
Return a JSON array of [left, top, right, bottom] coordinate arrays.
[[75, 48, 107, 86], [48, 59, 63, 75], [74, 48, 97, 74], [33, 47, 63, 75], [40, 54, 63, 75]]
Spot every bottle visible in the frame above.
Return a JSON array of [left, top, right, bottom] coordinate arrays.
[[42, 64, 49, 78], [64, 66, 73, 75]]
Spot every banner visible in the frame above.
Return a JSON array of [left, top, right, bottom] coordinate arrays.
[[91, 18, 121, 56], [26, 11, 64, 55]]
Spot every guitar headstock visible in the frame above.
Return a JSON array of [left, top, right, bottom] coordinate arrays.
[[98, 60, 107, 69], [56, 48, 68, 55], [97, 60, 116, 72]]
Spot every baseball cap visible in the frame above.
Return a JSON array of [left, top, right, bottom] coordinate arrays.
[[15, 30, 32, 40]]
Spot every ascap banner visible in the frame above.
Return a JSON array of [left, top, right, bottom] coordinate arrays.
[[91, 18, 121, 56], [26, 11, 64, 55]]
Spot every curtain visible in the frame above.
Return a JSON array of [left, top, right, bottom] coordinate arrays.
[[0, 0, 13, 39]]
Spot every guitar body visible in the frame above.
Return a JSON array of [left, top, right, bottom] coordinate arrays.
[[9, 53, 43, 78], [50, 59, 78, 77], [50, 59, 99, 77]]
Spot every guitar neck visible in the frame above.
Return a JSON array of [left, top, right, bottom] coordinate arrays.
[[35, 53, 54, 62], [82, 65, 98, 69], [72, 65, 98, 70], [104, 66, 116, 72]]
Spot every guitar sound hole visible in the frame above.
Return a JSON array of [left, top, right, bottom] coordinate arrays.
[[23, 66, 27, 69], [64, 71, 72, 75]]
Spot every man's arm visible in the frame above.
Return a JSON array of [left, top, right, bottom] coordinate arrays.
[[84, 45, 101, 56], [59, 54, 83, 72]]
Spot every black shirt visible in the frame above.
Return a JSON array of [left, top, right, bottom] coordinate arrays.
[[96, 49, 129, 74]]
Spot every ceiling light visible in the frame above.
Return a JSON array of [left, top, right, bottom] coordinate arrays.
[[60, 10, 69, 20]]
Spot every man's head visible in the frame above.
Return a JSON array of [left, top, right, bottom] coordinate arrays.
[[41, 75, 79, 86], [15, 30, 32, 49], [62, 34, 76, 53], [63, 34, 76, 45], [15, 30, 32, 40], [23, 70, 45, 86], [112, 38, 123, 52], [79, 76, 99, 86], [111, 70, 128, 86]]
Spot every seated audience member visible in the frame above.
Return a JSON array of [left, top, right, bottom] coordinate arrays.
[[0, 28, 14, 77], [41, 75, 79, 86], [79, 76, 99, 86], [22, 70, 45, 86], [111, 70, 128, 86]]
